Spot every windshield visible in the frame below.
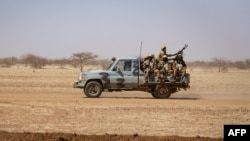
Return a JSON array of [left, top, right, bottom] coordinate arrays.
[[106, 57, 116, 70], [106, 61, 114, 70]]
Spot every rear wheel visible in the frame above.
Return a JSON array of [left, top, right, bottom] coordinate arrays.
[[151, 92, 157, 98], [84, 81, 102, 98], [153, 84, 171, 99]]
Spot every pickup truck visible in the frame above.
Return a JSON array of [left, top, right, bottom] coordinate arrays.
[[73, 57, 190, 98]]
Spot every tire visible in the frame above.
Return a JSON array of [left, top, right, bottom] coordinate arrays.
[[153, 84, 171, 99], [151, 92, 157, 98], [170, 87, 178, 94], [84, 81, 102, 98]]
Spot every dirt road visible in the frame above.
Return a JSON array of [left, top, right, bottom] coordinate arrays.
[[0, 91, 249, 141]]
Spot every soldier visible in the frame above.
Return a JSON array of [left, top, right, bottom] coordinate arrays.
[[143, 54, 159, 82], [173, 52, 187, 82], [139, 54, 146, 72], [166, 62, 175, 82], [157, 45, 179, 61], [157, 55, 169, 81], [157, 45, 167, 61]]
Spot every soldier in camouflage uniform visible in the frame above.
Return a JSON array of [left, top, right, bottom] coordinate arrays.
[[143, 54, 159, 82], [166, 62, 175, 82], [157, 45, 178, 61], [173, 52, 187, 82], [157, 45, 167, 61], [157, 55, 169, 81]]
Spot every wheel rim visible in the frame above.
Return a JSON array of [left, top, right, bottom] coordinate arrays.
[[159, 87, 168, 95], [89, 85, 99, 94]]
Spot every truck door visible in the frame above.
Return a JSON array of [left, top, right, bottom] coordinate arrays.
[[109, 59, 133, 89], [131, 59, 144, 87]]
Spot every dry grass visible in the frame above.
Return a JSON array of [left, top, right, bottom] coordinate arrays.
[[0, 66, 250, 138], [0, 66, 78, 94], [187, 68, 250, 99], [1, 66, 250, 100], [1, 66, 249, 97]]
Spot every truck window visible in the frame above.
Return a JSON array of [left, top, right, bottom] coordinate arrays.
[[113, 60, 131, 71]]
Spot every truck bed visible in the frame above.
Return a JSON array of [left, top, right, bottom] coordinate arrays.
[[139, 81, 190, 89]]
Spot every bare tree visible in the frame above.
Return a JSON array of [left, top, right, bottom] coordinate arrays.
[[20, 54, 47, 69], [212, 57, 228, 72], [0, 57, 18, 67], [71, 52, 98, 71]]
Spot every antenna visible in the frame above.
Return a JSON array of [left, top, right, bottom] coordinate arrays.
[[139, 41, 142, 58], [138, 41, 142, 85]]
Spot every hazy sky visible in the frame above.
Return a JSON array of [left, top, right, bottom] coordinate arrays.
[[0, 0, 249, 61]]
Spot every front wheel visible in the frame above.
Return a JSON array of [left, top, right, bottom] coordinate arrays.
[[84, 81, 102, 98], [152, 84, 171, 99]]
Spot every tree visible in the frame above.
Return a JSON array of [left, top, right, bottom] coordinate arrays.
[[0, 57, 18, 67], [20, 54, 47, 69], [212, 57, 228, 72], [71, 52, 98, 71]]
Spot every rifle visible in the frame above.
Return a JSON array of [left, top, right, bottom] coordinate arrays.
[[177, 44, 188, 54], [173, 44, 188, 61]]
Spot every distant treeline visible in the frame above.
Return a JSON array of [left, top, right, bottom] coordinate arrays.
[[188, 58, 250, 72], [0, 52, 110, 71], [0, 53, 250, 72]]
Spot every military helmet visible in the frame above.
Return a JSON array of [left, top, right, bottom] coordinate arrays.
[[161, 45, 166, 50], [148, 54, 154, 58], [177, 53, 183, 58], [176, 53, 183, 60]]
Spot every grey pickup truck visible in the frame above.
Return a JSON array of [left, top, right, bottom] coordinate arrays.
[[73, 57, 190, 98]]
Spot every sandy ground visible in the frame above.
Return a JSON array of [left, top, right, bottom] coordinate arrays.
[[0, 67, 249, 140]]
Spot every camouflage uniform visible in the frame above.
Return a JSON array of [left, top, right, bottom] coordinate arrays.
[[157, 55, 168, 81], [166, 62, 175, 82], [157, 45, 178, 61], [173, 53, 187, 82], [143, 54, 159, 82], [157, 45, 167, 61]]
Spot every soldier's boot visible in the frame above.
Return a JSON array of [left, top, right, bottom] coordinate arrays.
[[163, 74, 168, 82], [154, 70, 159, 82], [156, 73, 160, 82], [170, 77, 176, 83], [154, 74, 160, 82], [180, 75, 186, 83], [169, 74, 176, 83], [157, 77, 163, 82], [159, 74, 164, 82], [180, 70, 186, 83]]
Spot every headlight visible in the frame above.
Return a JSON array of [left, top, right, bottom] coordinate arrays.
[[79, 73, 86, 80]]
